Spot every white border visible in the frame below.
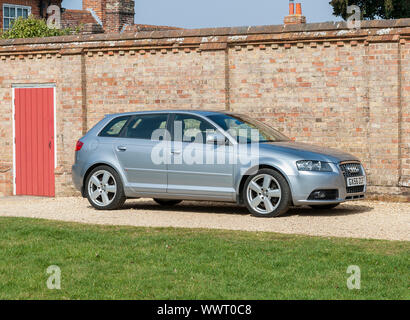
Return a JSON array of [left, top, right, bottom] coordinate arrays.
[[12, 83, 56, 88], [12, 84, 57, 195]]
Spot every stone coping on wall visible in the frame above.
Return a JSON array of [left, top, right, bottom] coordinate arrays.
[[0, 18, 409, 56]]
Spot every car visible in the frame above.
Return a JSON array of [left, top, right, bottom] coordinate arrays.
[[72, 110, 366, 217]]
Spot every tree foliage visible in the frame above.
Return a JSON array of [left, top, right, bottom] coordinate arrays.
[[0, 16, 79, 39], [329, 0, 410, 20]]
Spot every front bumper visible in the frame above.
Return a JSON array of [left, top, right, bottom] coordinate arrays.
[[289, 162, 366, 206]]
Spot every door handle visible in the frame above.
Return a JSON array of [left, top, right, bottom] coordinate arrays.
[[117, 146, 127, 152], [171, 150, 181, 155]]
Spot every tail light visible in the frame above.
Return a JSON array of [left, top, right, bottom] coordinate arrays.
[[75, 140, 84, 151]]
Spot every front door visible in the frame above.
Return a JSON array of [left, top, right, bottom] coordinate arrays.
[[14, 87, 55, 196], [167, 113, 235, 200]]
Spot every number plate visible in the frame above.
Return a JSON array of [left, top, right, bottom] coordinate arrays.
[[347, 176, 365, 187]]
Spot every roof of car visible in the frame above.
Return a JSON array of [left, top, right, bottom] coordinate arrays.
[[106, 110, 234, 118]]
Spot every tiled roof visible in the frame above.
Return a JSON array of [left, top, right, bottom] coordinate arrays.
[[61, 10, 179, 34]]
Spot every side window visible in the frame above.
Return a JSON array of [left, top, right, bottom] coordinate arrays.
[[99, 116, 130, 137], [123, 114, 168, 140], [173, 114, 216, 144]]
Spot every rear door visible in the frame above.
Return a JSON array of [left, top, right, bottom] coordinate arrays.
[[114, 113, 170, 194]]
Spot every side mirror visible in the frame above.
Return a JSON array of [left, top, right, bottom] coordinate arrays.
[[206, 132, 228, 145]]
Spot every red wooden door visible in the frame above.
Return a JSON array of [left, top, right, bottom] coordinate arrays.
[[15, 87, 55, 196]]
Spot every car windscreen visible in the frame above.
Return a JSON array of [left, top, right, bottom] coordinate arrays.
[[206, 113, 291, 144]]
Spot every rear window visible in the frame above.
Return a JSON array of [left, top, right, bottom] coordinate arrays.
[[99, 116, 130, 137]]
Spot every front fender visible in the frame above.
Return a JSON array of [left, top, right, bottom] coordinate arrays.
[[234, 156, 298, 202]]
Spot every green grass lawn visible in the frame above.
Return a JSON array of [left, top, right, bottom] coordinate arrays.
[[0, 217, 408, 300]]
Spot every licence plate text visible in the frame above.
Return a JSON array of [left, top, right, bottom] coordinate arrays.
[[347, 176, 365, 187]]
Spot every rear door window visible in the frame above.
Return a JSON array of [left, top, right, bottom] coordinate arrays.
[[123, 114, 168, 140]]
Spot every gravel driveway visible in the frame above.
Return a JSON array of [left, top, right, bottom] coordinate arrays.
[[0, 197, 409, 241]]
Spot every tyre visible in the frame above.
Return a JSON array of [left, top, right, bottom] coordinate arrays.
[[85, 165, 126, 210], [309, 204, 340, 210], [153, 199, 182, 206], [243, 169, 291, 217]]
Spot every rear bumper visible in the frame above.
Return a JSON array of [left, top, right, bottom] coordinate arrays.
[[71, 164, 83, 193]]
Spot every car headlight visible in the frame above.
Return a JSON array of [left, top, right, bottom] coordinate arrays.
[[296, 160, 332, 172]]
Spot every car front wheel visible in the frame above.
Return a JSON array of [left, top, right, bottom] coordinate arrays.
[[243, 169, 291, 218], [86, 165, 126, 210]]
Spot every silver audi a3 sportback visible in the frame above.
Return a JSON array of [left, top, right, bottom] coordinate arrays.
[[72, 111, 366, 217]]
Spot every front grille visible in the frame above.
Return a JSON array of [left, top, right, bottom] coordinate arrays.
[[339, 162, 366, 194], [339, 163, 363, 177]]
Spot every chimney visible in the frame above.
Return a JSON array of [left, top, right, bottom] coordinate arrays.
[[83, 0, 106, 25], [284, 1, 306, 25], [83, 0, 135, 33]]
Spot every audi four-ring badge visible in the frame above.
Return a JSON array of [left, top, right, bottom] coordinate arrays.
[[72, 110, 366, 217]]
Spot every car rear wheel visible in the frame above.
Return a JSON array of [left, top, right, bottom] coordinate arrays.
[[86, 165, 126, 210], [243, 169, 291, 218], [309, 204, 340, 210], [153, 199, 183, 206]]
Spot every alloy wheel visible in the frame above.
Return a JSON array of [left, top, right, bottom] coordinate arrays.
[[88, 170, 117, 207], [246, 174, 282, 215]]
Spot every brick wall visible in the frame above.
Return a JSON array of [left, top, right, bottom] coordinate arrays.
[[85, 49, 226, 128], [0, 19, 409, 200], [401, 40, 410, 189]]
